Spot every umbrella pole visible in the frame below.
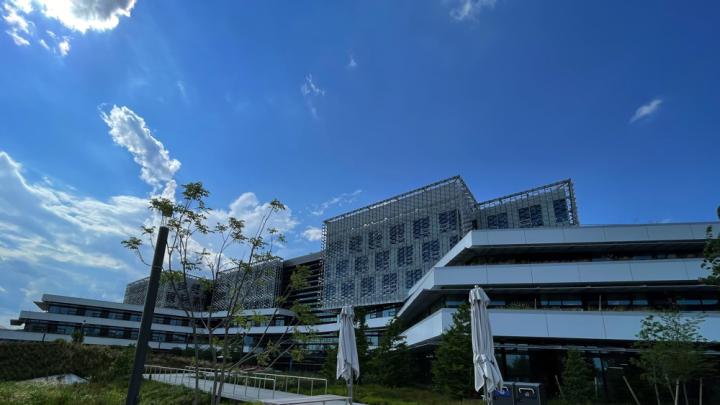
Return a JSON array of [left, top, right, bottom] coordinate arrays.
[[349, 376, 353, 402]]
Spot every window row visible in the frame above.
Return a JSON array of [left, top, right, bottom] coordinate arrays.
[[326, 241, 444, 279], [330, 210, 460, 254], [485, 199, 570, 230]]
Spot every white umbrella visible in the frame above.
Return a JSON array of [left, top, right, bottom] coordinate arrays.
[[336, 305, 359, 401], [470, 286, 504, 403]]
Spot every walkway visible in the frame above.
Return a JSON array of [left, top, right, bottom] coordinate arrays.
[[143, 369, 362, 405]]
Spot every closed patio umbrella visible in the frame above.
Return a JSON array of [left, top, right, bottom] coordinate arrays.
[[337, 305, 359, 401], [470, 286, 504, 403]]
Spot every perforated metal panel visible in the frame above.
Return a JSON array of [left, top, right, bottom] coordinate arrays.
[[320, 177, 477, 309], [211, 259, 283, 310]]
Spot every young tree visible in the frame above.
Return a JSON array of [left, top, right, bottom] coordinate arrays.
[[431, 303, 474, 399], [354, 308, 370, 382], [367, 317, 414, 387], [632, 311, 713, 405], [122, 182, 316, 405], [560, 349, 594, 405], [702, 206, 720, 284]]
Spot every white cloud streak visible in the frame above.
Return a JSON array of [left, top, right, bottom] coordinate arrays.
[[449, 0, 497, 21], [311, 189, 362, 216], [302, 226, 323, 242], [347, 54, 357, 69], [101, 105, 181, 195], [300, 74, 325, 119], [630, 98, 663, 123]]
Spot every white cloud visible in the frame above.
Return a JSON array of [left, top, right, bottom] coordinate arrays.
[[630, 98, 663, 123], [225, 192, 299, 236], [0, 285, 6, 293], [449, 0, 497, 21], [57, 36, 70, 55], [347, 54, 357, 69], [3, 0, 33, 45], [2, 0, 136, 54], [302, 226, 323, 242], [311, 189, 362, 216], [0, 150, 151, 326], [176, 80, 188, 103], [5, 28, 28, 44], [300, 74, 325, 119], [100, 105, 181, 195], [36, 0, 136, 33]]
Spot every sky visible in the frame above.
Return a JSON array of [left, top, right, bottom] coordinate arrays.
[[1, 0, 719, 326]]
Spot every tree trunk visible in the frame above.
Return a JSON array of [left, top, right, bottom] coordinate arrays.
[[654, 383, 661, 405], [699, 378, 703, 405], [674, 379, 679, 405], [682, 383, 689, 405]]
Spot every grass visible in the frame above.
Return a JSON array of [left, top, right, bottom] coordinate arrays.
[[325, 383, 485, 405], [0, 379, 236, 405]]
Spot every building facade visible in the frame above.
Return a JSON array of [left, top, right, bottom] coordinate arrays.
[[2, 176, 718, 396]]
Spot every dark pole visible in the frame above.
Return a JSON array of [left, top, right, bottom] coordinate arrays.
[[126, 225, 169, 405]]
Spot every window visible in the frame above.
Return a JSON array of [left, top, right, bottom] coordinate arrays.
[[405, 269, 422, 289], [108, 312, 126, 320], [390, 224, 405, 244], [449, 234, 460, 247], [129, 313, 141, 322], [553, 199, 569, 223], [349, 235, 363, 253], [341, 281, 354, 297], [107, 328, 126, 338], [361, 277, 375, 297], [354, 256, 369, 273], [422, 240, 440, 263], [413, 217, 430, 239], [85, 309, 102, 318], [397, 246, 414, 267], [165, 291, 176, 304], [487, 213, 509, 229], [328, 240, 343, 255], [368, 230, 383, 250], [336, 259, 349, 278], [438, 210, 458, 233], [519, 205, 543, 227], [382, 274, 398, 295], [325, 285, 337, 299], [530, 204, 543, 227], [56, 324, 75, 335], [375, 250, 390, 272]]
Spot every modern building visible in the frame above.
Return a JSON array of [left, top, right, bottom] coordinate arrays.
[[2, 176, 718, 396]]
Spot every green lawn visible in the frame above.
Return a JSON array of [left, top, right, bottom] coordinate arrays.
[[0, 379, 235, 405], [325, 383, 485, 405]]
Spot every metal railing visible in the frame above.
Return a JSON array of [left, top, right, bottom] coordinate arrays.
[[144, 364, 277, 399], [181, 365, 328, 396]]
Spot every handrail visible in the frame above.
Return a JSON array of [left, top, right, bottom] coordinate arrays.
[[178, 365, 328, 395]]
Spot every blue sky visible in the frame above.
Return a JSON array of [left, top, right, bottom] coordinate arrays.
[[1, 0, 719, 324]]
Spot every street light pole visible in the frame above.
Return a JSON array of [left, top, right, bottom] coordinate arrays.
[[126, 225, 169, 405]]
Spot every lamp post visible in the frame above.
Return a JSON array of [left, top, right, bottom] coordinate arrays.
[[126, 226, 169, 405]]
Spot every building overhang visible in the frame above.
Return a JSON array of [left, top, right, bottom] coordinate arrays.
[[434, 222, 718, 267]]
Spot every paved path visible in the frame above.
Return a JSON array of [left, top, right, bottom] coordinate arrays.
[[143, 373, 361, 404]]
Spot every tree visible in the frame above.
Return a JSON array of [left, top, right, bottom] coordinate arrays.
[[632, 311, 714, 405], [431, 303, 474, 399], [354, 308, 370, 382], [71, 323, 85, 344], [561, 349, 594, 405], [366, 317, 415, 387], [122, 182, 316, 405], [702, 206, 720, 284]]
